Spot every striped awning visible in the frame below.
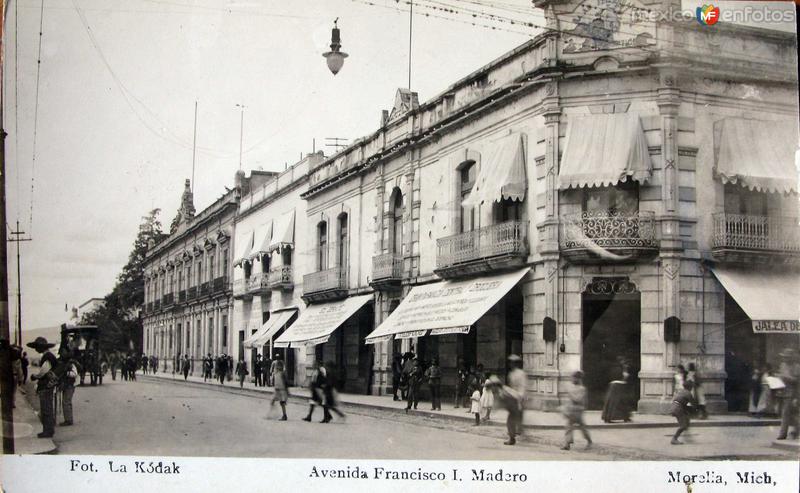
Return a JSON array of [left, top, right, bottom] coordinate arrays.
[[248, 221, 274, 260], [462, 133, 526, 207], [233, 231, 254, 267]]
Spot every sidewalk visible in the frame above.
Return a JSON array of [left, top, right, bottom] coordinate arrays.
[[2, 385, 57, 455], [142, 371, 781, 430]]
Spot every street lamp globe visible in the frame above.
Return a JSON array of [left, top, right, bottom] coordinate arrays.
[[322, 18, 349, 76]]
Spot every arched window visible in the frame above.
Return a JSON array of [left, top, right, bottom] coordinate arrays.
[[390, 188, 403, 255], [317, 221, 328, 270], [459, 161, 476, 232], [337, 213, 349, 269]]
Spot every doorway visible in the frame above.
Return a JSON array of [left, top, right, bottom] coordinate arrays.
[[581, 279, 641, 410]]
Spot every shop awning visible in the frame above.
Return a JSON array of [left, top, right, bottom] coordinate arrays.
[[462, 133, 526, 207], [558, 113, 652, 190], [274, 294, 373, 347], [248, 221, 274, 260], [269, 210, 295, 252], [233, 231, 255, 267], [243, 307, 297, 348], [365, 267, 529, 344], [711, 266, 800, 333], [714, 118, 798, 194]]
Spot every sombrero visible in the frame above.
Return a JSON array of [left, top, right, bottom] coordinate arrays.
[[26, 336, 55, 351]]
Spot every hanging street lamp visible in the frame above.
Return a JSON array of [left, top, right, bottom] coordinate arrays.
[[322, 18, 349, 76]]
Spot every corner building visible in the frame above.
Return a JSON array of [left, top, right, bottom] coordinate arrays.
[[279, 0, 798, 412]]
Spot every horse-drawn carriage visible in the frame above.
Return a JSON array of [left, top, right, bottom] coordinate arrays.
[[60, 324, 105, 385]]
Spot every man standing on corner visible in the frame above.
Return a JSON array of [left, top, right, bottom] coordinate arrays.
[[505, 354, 526, 446], [28, 337, 58, 438], [56, 347, 79, 427]]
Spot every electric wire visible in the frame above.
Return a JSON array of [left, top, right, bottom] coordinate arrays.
[[28, 0, 45, 234]]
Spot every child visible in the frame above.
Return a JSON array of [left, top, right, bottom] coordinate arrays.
[[470, 385, 482, 426], [270, 360, 289, 421], [670, 381, 697, 445], [560, 371, 592, 450], [480, 377, 494, 421]]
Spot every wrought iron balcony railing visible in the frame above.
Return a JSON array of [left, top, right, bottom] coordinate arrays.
[[247, 272, 270, 293], [372, 253, 403, 281], [712, 213, 800, 253], [178, 290, 186, 303], [162, 293, 174, 307], [560, 211, 657, 253], [213, 276, 229, 293], [436, 220, 528, 269], [232, 278, 248, 297], [303, 266, 347, 295], [199, 282, 210, 297], [187, 286, 197, 300], [268, 266, 293, 289]]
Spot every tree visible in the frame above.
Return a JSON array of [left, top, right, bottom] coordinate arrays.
[[83, 209, 166, 352]]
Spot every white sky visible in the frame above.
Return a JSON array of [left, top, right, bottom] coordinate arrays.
[[3, 0, 796, 331], [4, 0, 541, 329]]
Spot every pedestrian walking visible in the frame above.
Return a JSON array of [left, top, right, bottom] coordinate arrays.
[[670, 380, 697, 445], [401, 352, 414, 400], [504, 354, 526, 445], [687, 362, 707, 419], [303, 360, 329, 423], [127, 354, 137, 381], [777, 348, 800, 440], [391, 353, 403, 401], [141, 354, 149, 375], [321, 362, 346, 422], [405, 358, 422, 413], [27, 337, 58, 438], [21, 351, 29, 383], [560, 371, 592, 450], [480, 377, 494, 421], [424, 358, 442, 410], [270, 360, 289, 420], [470, 386, 482, 426], [454, 360, 467, 408], [254, 355, 263, 387], [235, 358, 248, 388], [226, 355, 234, 382], [181, 354, 191, 381], [56, 348, 79, 427], [120, 353, 128, 381], [203, 354, 213, 382]]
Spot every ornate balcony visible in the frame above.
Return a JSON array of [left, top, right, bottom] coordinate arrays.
[[712, 213, 800, 266], [232, 278, 251, 300], [247, 272, 271, 295], [560, 211, 658, 264], [302, 266, 348, 303], [213, 276, 229, 294], [370, 253, 403, 290], [268, 266, 294, 291], [162, 293, 174, 308], [146, 302, 153, 314], [199, 281, 210, 297], [178, 290, 187, 303], [434, 220, 528, 279], [187, 286, 197, 301], [153, 299, 161, 312]]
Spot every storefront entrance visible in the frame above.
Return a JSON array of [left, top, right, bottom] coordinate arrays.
[[581, 279, 641, 410], [316, 303, 374, 394]]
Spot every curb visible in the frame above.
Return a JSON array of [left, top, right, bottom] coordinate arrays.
[[140, 375, 781, 431], [13, 387, 59, 455]]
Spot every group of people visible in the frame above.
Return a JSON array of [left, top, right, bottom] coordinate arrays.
[[107, 351, 154, 381], [199, 353, 235, 384], [252, 353, 282, 387]]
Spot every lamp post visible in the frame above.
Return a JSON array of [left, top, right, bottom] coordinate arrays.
[[322, 18, 349, 75]]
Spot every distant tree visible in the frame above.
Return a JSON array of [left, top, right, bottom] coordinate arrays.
[[83, 209, 166, 352]]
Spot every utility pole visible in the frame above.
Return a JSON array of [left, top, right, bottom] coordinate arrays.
[[8, 221, 31, 345], [1, 0, 17, 454]]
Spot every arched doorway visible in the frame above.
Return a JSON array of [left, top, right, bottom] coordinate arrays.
[[581, 277, 641, 410]]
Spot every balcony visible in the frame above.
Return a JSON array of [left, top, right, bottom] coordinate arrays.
[[213, 276, 229, 294], [199, 281, 210, 298], [370, 253, 403, 290], [247, 272, 271, 296], [712, 213, 800, 266], [178, 290, 186, 303], [153, 299, 161, 312], [146, 302, 153, 314], [187, 286, 197, 301], [434, 220, 528, 279], [232, 278, 251, 300], [560, 211, 658, 264], [302, 266, 348, 303], [162, 293, 174, 308], [268, 266, 294, 291]]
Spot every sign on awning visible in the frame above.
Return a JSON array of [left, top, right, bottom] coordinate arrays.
[[711, 266, 800, 333], [242, 307, 298, 348], [274, 294, 372, 347], [365, 267, 529, 344]]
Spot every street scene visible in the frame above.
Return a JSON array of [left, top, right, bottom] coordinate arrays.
[[1, 0, 799, 481]]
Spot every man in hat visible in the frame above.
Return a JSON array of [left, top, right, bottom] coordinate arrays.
[[254, 354, 263, 387], [55, 347, 79, 426], [560, 371, 592, 450], [777, 348, 800, 440], [504, 354, 526, 445], [27, 337, 58, 438]]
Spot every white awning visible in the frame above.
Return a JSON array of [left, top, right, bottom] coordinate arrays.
[[365, 267, 529, 344], [233, 231, 255, 267], [714, 118, 798, 194], [243, 308, 297, 348], [269, 210, 296, 252], [248, 221, 274, 260], [462, 133, 526, 207], [558, 113, 652, 190], [711, 266, 800, 333], [274, 294, 373, 347]]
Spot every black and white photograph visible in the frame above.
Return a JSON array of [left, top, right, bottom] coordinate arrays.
[[0, 0, 798, 491]]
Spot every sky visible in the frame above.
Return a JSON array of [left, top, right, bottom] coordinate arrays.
[[2, 0, 796, 332], [3, 0, 543, 330]]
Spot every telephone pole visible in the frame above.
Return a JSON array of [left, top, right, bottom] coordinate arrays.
[[8, 220, 31, 345]]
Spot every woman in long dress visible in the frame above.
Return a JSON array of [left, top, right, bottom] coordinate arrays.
[[602, 364, 633, 423]]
